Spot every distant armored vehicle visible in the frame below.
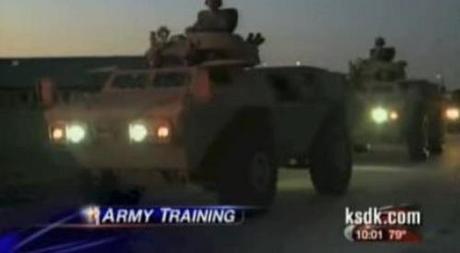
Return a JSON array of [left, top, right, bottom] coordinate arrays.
[[445, 89, 460, 132], [42, 1, 352, 208], [349, 37, 444, 161]]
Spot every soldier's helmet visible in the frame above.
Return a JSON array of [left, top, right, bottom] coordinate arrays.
[[206, 0, 223, 10], [375, 37, 386, 47]]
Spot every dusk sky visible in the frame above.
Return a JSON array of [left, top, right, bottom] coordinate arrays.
[[1, 0, 459, 88]]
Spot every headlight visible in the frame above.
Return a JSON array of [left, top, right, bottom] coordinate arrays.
[[371, 107, 389, 124], [446, 108, 459, 121], [50, 123, 87, 144], [66, 124, 87, 144], [154, 123, 172, 143], [390, 111, 399, 121], [129, 123, 149, 143], [50, 125, 66, 142], [157, 126, 170, 139], [128, 120, 172, 144]]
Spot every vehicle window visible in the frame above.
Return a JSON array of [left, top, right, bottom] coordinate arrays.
[[151, 72, 189, 88], [89, 73, 110, 87], [81, 72, 110, 92], [112, 73, 149, 89]]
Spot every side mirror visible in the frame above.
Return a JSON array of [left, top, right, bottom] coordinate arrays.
[[190, 69, 212, 103], [36, 77, 57, 108]]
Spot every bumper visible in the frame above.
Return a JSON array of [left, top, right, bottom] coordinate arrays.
[[47, 142, 188, 171], [447, 121, 460, 133], [353, 121, 404, 144]]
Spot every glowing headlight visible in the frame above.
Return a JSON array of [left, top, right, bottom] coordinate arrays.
[[371, 107, 389, 124], [66, 124, 87, 143], [157, 126, 170, 139], [153, 120, 172, 143], [51, 126, 66, 142], [446, 108, 459, 121], [390, 111, 399, 121], [129, 123, 149, 143]]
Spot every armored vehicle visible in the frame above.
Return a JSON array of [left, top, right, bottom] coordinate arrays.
[[42, 2, 352, 208], [349, 38, 444, 161], [44, 63, 351, 208]]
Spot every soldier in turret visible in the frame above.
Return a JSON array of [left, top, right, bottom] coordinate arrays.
[[145, 0, 263, 67], [186, 0, 239, 33], [145, 31, 160, 67], [370, 37, 396, 62], [145, 27, 174, 67]]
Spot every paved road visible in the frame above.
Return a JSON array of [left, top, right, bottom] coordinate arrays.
[[1, 136, 459, 252]]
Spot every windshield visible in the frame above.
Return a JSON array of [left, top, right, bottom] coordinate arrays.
[[112, 72, 150, 89], [111, 72, 189, 89], [152, 72, 189, 88]]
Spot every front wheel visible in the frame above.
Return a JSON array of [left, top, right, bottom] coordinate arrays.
[[406, 101, 429, 161], [427, 101, 444, 155], [216, 132, 277, 209], [310, 109, 352, 195]]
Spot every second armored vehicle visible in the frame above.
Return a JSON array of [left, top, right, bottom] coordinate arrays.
[[349, 38, 444, 161], [445, 89, 460, 132]]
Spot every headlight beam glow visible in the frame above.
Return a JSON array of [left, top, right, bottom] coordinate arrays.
[[446, 108, 459, 121], [157, 126, 170, 139], [371, 107, 389, 124], [66, 124, 87, 144], [129, 123, 149, 143], [51, 127, 65, 141], [390, 111, 399, 121]]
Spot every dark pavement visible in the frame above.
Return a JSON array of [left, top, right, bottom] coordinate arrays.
[[1, 136, 459, 252]]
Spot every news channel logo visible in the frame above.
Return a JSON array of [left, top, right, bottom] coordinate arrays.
[[343, 205, 423, 243]]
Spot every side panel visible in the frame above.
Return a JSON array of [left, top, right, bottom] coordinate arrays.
[[272, 103, 326, 161], [182, 102, 239, 173], [268, 70, 346, 162], [182, 67, 349, 173]]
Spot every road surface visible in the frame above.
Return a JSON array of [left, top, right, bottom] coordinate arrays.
[[1, 136, 459, 253]]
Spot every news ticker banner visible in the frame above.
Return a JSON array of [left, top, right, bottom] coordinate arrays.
[[0, 204, 424, 252], [344, 205, 423, 243], [74, 206, 246, 227], [0, 206, 247, 253]]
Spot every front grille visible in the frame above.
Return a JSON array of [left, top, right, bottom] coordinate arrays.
[[93, 121, 125, 141]]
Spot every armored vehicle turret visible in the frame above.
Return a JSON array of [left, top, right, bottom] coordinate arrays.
[[145, 0, 265, 69], [350, 37, 407, 89]]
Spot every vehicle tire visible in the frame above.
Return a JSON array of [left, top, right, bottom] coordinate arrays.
[[405, 95, 429, 161], [310, 107, 352, 195], [427, 101, 444, 155], [404, 84, 429, 162], [216, 124, 277, 209]]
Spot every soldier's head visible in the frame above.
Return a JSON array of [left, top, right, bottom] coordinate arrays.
[[150, 32, 157, 45], [375, 37, 386, 47], [205, 0, 223, 12], [157, 26, 171, 43]]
